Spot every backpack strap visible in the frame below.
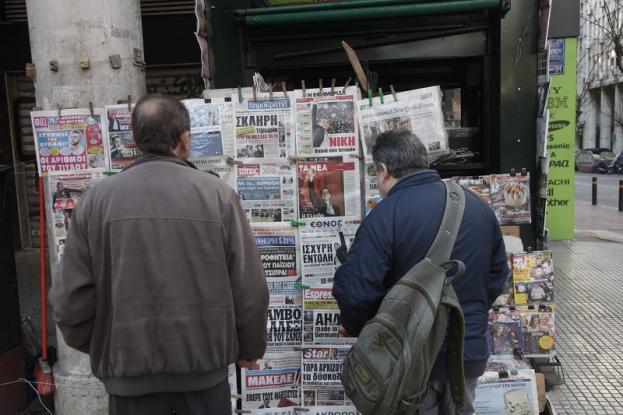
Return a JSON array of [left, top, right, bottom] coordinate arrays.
[[425, 181, 465, 266], [442, 285, 466, 406]]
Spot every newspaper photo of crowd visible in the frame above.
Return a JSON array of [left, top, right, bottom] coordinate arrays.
[[237, 144, 265, 158]]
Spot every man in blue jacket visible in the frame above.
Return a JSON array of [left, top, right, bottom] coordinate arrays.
[[333, 130, 509, 414]]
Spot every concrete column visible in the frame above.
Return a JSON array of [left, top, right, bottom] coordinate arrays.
[[25, 1, 146, 413], [614, 84, 623, 154], [582, 90, 598, 149], [600, 87, 613, 149]]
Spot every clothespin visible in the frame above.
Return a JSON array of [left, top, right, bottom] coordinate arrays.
[[204, 98, 211, 104], [367, 89, 373, 106], [103, 171, 116, 177], [330, 78, 336, 95], [230, 393, 242, 399], [510, 168, 516, 177], [390, 84, 397, 102], [252, 85, 257, 101], [342, 76, 352, 93], [290, 220, 306, 227], [348, 153, 364, 160], [127, 95, 132, 112], [226, 156, 243, 166], [57, 103, 62, 118], [319, 78, 323, 94], [293, 282, 310, 290], [521, 167, 528, 176], [379, 87, 384, 105], [237, 86, 243, 103], [301, 80, 306, 96], [269, 83, 274, 100], [288, 155, 306, 163], [281, 81, 288, 99], [88, 101, 94, 117]]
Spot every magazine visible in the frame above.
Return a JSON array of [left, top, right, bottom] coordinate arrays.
[[490, 173, 531, 225], [454, 175, 491, 204], [301, 346, 353, 407], [105, 104, 140, 171], [297, 157, 361, 219], [512, 251, 554, 305], [475, 369, 540, 415], [357, 86, 448, 162], [519, 305, 556, 357], [236, 161, 298, 223], [294, 87, 359, 157], [31, 109, 108, 174], [241, 351, 301, 410]]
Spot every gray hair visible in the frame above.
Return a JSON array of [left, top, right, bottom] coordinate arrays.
[[372, 130, 428, 178]]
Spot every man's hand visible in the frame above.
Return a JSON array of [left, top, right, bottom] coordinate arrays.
[[238, 358, 258, 369], [338, 325, 349, 337], [308, 169, 315, 182]]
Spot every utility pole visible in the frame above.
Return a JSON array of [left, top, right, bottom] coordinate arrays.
[[25, 1, 146, 413]]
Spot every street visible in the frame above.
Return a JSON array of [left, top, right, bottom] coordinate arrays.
[[575, 172, 622, 210]]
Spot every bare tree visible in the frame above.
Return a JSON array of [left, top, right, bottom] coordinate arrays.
[[583, 0, 623, 72]]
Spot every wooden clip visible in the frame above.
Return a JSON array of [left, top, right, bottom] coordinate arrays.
[[319, 78, 323, 94], [226, 156, 242, 166], [348, 153, 364, 160], [88, 101, 95, 117], [510, 168, 516, 177], [238, 86, 243, 103], [379, 87, 384, 105], [390, 84, 397, 101], [269, 83, 274, 100], [330, 78, 336, 95], [288, 155, 307, 163], [57, 103, 62, 118], [342, 77, 352, 93], [127, 95, 132, 112], [252, 85, 257, 101], [301, 80, 306, 96], [281, 81, 288, 99]]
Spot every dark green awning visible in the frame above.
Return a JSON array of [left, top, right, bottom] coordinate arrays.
[[236, 0, 509, 26]]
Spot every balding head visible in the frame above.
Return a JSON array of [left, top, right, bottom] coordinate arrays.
[[131, 95, 190, 156]]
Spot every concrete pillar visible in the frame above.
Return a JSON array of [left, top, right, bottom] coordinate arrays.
[[600, 87, 613, 149], [614, 84, 623, 154], [25, 1, 146, 413], [583, 90, 598, 149]]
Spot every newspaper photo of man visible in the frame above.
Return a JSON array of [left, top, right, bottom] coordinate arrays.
[[306, 168, 341, 217], [313, 118, 330, 148]]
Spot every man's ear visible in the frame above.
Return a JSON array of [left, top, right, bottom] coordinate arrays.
[[376, 163, 389, 179], [181, 130, 190, 151]]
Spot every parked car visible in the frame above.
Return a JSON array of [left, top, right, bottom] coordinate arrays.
[[576, 148, 616, 173]]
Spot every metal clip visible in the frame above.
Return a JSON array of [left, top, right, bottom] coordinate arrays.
[[238, 86, 243, 103], [281, 81, 288, 99], [88, 101, 95, 117], [319, 78, 323, 94], [330, 78, 336, 95], [301, 80, 306, 96], [390, 84, 398, 102], [342, 76, 352, 93]]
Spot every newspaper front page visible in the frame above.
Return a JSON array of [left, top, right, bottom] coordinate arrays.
[[236, 161, 298, 223], [241, 351, 301, 411], [234, 95, 295, 159], [475, 369, 540, 415], [357, 86, 448, 162], [253, 224, 300, 286], [47, 171, 105, 263], [294, 87, 359, 157], [299, 217, 359, 289], [301, 346, 353, 407], [297, 158, 361, 219], [267, 287, 303, 352], [32, 109, 108, 174], [105, 104, 139, 171], [303, 288, 356, 345]]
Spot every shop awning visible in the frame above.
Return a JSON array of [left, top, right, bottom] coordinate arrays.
[[235, 0, 510, 26]]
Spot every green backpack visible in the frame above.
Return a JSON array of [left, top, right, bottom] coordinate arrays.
[[341, 181, 467, 415]]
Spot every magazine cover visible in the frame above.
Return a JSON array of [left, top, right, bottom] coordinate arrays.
[[475, 369, 540, 415], [31, 109, 108, 174], [512, 251, 554, 305], [488, 308, 522, 354], [297, 158, 361, 219], [301, 346, 353, 407], [105, 104, 140, 171], [455, 175, 491, 204], [294, 87, 359, 157], [234, 93, 295, 159], [299, 218, 359, 288], [241, 351, 301, 410], [303, 288, 356, 345], [253, 224, 300, 286], [267, 287, 303, 352], [519, 305, 556, 357], [47, 171, 105, 263], [490, 173, 531, 225], [236, 161, 298, 223]]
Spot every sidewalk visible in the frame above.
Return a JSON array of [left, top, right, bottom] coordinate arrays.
[[546, 201, 623, 414]]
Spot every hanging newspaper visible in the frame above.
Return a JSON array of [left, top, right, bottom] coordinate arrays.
[[31, 109, 108, 174], [297, 158, 362, 219], [301, 346, 353, 407], [519, 305, 556, 357], [267, 287, 303, 351], [294, 87, 359, 157], [474, 369, 540, 415], [364, 162, 382, 215], [234, 93, 295, 159], [299, 217, 359, 288], [490, 173, 532, 225], [182, 98, 235, 164], [241, 351, 301, 411], [357, 86, 448, 162], [48, 171, 105, 263], [105, 104, 139, 171], [253, 224, 300, 285], [236, 161, 298, 223], [303, 288, 356, 345]]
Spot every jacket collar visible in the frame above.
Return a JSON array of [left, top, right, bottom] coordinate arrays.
[[123, 153, 199, 172], [387, 169, 441, 196]]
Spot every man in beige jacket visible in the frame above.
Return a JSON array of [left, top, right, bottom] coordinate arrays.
[[50, 94, 269, 415]]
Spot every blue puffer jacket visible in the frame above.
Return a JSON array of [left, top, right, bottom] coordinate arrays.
[[333, 169, 509, 379]]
